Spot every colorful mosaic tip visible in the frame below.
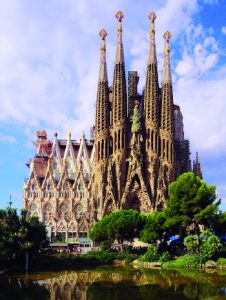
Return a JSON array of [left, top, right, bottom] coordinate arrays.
[[116, 10, 124, 21], [99, 29, 107, 40]]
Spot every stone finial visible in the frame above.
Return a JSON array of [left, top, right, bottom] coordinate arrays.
[[163, 31, 171, 58], [68, 131, 71, 139], [162, 31, 172, 83], [163, 31, 171, 41], [115, 10, 124, 64], [54, 131, 58, 138], [148, 12, 156, 22], [116, 10, 124, 21], [147, 12, 157, 65], [99, 29, 107, 40], [81, 130, 85, 139], [196, 152, 200, 163]]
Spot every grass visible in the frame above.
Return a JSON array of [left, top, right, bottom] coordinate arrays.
[[163, 255, 200, 269]]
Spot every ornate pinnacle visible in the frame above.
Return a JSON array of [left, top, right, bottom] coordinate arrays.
[[99, 29, 107, 40], [162, 31, 172, 83], [147, 12, 157, 64], [68, 131, 71, 139], [163, 31, 171, 41], [148, 12, 156, 22], [116, 10, 124, 21], [115, 10, 124, 63]]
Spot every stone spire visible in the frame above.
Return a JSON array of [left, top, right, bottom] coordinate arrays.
[[193, 152, 203, 179], [99, 29, 108, 82], [157, 31, 175, 207], [111, 10, 127, 204], [115, 10, 124, 64], [148, 12, 157, 65], [144, 12, 159, 130], [144, 12, 159, 125], [112, 10, 127, 127], [161, 31, 174, 132], [162, 31, 172, 84], [95, 29, 110, 139]]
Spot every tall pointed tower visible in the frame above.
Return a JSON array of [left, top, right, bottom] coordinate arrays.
[[92, 29, 110, 216], [111, 11, 127, 205], [144, 12, 160, 205], [157, 31, 175, 209], [193, 152, 203, 179]]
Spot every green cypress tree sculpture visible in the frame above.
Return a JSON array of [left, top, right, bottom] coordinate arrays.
[[131, 104, 141, 134]]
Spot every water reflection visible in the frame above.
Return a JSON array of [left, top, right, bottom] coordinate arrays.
[[1, 267, 226, 300]]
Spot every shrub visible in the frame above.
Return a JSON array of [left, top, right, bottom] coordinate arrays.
[[164, 254, 200, 268], [139, 245, 159, 262], [217, 258, 226, 265], [159, 251, 171, 262]]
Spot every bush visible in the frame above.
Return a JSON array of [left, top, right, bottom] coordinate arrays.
[[164, 254, 200, 268], [217, 258, 226, 265], [139, 245, 159, 262], [85, 250, 135, 263], [159, 251, 171, 262]]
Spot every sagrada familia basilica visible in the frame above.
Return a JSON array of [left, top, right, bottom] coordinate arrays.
[[23, 11, 202, 242]]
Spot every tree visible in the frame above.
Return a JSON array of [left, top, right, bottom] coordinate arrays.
[[184, 230, 221, 263], [213, 211, 226, 237], [140, 211, 167, 244], [19, 210, 47, 255], [89, 209, 145, 249], [0, 208, 20, 259], [0, 208, 47, 262], [164, 172, 219, 237]]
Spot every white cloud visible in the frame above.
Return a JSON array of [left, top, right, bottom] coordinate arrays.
[[0, 133, 16, 143], [0, 0, 225, 156], [222, 27, 226, 35]]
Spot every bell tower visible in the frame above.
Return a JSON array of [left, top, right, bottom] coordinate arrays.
[[143, 12, 160, 204], [111, 11, 128, 204], [92, 29, 110, 216], [157, 31, 175, 209]]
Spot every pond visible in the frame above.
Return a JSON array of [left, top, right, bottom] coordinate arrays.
[[1, 266, 226, 299]]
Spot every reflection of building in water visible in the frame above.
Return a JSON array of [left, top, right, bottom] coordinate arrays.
[[37, 270, 152, 299], [23, 11, 202, 242]]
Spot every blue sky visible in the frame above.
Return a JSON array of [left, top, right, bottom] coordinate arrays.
[[0, 0, 226, 211]]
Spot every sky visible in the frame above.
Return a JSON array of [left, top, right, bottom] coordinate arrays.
[[0, 0, 226, 211]]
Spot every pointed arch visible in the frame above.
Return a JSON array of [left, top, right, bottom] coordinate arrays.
[[51, 134, 63, 172], [63, 133, 77, 177], [77, 133, 91, 173]]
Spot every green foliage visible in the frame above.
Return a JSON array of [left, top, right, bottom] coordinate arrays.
[[139, 245, 171, 262], [199, 231, 221, 263], [140, 211, 166, 244], [184, 235, 199, 254], [213, 212, 226, 236], [165, 172, 219, 237], [86, 250, 134, 263], [217, 258, 226, 265], [0, 208, 47, 261], [164, 254, 200, 268], [160, 251, 171, 262], [140, 245, 159, 262], [184, 231, 222, 264], [89, 209, 145, 249]]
